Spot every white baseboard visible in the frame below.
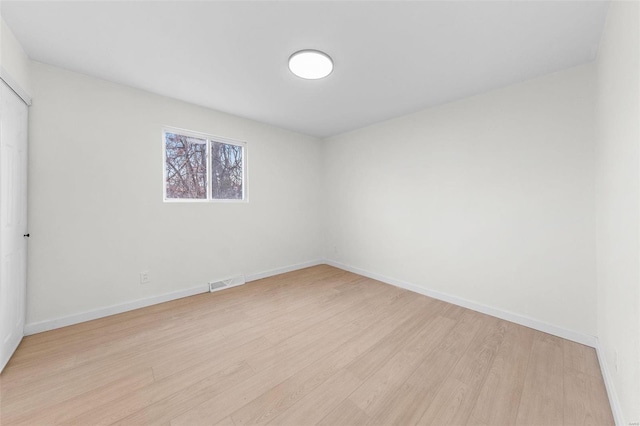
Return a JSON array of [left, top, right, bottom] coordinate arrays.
[[23, 259, 324, 336], [245, 259, 324, 282], [595, 341, 626, 426], [324, 259, 598, 348], [23, 284, 209, 335], [22, 257, 596, 347]]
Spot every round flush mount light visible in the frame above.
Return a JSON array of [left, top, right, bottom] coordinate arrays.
[[288, 50, 333, 80]]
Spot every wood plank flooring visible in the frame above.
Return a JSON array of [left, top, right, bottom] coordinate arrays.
[[0, 265, 614, 425]]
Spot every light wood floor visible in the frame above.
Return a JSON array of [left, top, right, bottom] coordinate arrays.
[[0, 265, 613, 426]]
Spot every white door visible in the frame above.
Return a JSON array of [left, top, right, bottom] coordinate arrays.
[[0, 79, 28, 373]]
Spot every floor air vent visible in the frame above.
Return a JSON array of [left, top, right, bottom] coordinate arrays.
[[209, 275, 245, 293]]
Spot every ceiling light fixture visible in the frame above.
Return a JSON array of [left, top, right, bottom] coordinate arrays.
[[288, 50, 333, 80]]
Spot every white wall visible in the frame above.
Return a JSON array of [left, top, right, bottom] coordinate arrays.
[[0, 17, 31, 95], [595, 1, 640, 424], [26, 61, 323, 325], [323, 64, 597, 338]]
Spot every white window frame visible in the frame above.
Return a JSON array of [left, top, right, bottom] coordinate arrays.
[[162, 127, 248, 203]]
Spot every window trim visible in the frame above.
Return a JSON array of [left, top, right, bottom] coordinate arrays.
[[162, 126, 248, 203]]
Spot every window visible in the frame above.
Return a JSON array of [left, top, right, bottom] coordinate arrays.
[[163, 128, 246, 201]]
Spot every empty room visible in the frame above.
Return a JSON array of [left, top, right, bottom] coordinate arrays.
[[0, 0, 638, 425]]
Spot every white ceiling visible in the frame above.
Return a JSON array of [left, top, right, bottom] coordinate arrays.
[[2, 1, 608, 138]]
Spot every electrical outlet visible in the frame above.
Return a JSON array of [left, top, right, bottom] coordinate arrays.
[[140, 271, 150, 284]]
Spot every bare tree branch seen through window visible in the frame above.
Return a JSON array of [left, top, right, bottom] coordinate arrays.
[[164, 130, 244, 201], [165, 133, 207, 199]]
